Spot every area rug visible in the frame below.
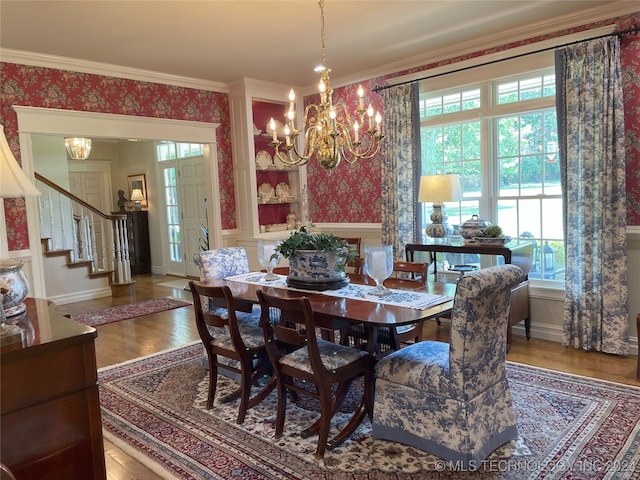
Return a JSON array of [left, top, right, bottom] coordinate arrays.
[[98, 343, 640, 480], [71, 298, 191, 327]]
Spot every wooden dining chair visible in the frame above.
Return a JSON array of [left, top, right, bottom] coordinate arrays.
[[257, 290, 375, 460], [339, 237, 363, 273], [189, 281, 275, 424]]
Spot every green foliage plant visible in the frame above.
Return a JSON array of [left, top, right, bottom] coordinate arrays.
[[274, 227, 354, 271], [475, 225, 504, 238]]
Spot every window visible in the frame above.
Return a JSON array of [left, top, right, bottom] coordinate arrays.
[[156, 142, 204, 161], [419, 64, 564, 281]]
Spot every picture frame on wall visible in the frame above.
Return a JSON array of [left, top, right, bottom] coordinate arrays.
[[127, 174, 148, 208]]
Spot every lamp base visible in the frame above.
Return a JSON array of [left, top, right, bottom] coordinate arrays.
[[0, 303, 25, 346], [426, 222, 453, 238], [0, 322, 25, 346], [426, 204, 453, 238]]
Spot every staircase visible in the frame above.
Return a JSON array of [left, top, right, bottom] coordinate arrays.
[[35, 173, 134, 304]]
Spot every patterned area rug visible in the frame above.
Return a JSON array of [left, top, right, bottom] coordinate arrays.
[[99, 343, 640, 479], [71, 298, 191, 327]]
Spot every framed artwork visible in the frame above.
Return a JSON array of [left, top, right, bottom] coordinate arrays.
[[127, 174, 148, 208]]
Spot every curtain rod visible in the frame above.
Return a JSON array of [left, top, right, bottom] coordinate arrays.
[[373, 24, 639, 93]]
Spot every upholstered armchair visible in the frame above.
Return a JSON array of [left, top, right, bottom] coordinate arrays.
[[372, 264, 524, 468]]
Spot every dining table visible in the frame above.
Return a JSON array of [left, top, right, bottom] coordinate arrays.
[[196, 271, 456, 450], [199, 271, 456, 355]]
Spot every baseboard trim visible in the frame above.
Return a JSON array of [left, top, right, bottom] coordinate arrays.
[[511, 323, 639, 356], [48, 286, 113, 305]]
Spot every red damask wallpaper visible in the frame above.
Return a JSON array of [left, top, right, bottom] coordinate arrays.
[[1, 12, 639, 251], [0, 64, 235, 250]]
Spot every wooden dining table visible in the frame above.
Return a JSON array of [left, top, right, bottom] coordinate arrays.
[[199, 272, 456, 354]]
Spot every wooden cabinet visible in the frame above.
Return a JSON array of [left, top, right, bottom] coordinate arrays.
[[126, 210, 151, 274], [1, 298, 106, 480]]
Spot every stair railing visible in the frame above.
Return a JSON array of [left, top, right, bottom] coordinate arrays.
[[34, 173, 132, 285]]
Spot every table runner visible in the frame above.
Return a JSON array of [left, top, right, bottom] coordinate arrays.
[[225, 272, 453, 310]]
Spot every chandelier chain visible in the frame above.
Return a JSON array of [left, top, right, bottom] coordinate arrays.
[[319, 0, 326, 68]]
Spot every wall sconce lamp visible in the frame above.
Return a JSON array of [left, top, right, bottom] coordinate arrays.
[[418, 174, 462, 238], [130, 188, 144, 211]]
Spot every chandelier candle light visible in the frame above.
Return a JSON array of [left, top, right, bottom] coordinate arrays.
[[418, 174, 462, 239], [269, 0, 383, 172]]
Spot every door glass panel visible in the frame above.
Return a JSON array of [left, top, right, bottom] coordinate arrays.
[[163, 167, 182, 263]]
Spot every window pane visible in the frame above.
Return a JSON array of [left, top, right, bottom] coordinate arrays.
[[496, 72, 556, 105], [163, 167, 177, 187], [419, 88, 480, 119], [167, 205, 179, 224]]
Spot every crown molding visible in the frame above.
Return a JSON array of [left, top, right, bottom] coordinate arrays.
[[1, 48, 228, 93]]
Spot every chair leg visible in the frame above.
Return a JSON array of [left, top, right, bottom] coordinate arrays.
[[236, 358, 254, 424], [274, 381, 287, 438], [206, 359, 217, 409], [524, 317, 531, 340], [315, 388, 333, 460]]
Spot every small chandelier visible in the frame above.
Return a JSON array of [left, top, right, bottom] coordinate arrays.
[[269, 0, 383, 172], [64, 137, 92, 160]]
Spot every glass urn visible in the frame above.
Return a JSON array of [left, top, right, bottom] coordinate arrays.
[[0, 259, 30, 317]]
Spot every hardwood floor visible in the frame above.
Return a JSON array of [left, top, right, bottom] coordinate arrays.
[[54, 273, 640, 480]]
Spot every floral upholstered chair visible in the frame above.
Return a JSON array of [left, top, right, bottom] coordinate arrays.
[[372, 264, 524, 468], [193, 247, 262, 370]]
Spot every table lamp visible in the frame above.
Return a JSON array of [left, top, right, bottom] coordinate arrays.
[[418, 174, 461, 238], [130, 188, 144, 211], [0, 125, 41, 344]]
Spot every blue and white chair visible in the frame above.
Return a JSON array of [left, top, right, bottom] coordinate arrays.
[[372, 264, 524, 468]]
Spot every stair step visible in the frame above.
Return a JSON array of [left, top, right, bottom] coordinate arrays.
[[67, 260, 93, 269], [44, 249, 72, 258], [89, 270, 113, 279]]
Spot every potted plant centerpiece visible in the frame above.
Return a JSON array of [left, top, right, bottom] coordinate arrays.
[[274, 227, 354, 290], [472, 225, 511, 245]]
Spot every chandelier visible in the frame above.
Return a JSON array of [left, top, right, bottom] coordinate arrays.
[[268, 0, 383, 172], [64, 137, 92, 160]]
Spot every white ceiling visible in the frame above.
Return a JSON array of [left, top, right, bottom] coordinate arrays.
[[2, 1, 637, 89]]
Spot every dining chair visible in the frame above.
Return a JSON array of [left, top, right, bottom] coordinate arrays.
[[189, 281, 275, 424], [341, 260, 429, 354], [193, 247, 261, 367], [372, 264, 524, 468], [339, 237, 363, 273], [257, 290, 375, 460]]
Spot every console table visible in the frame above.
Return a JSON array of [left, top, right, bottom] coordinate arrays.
[[405, 241, 512, 280], [1, 298, 106, 479]]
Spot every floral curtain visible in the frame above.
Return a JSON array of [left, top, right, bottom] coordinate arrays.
[[381, 83, 420, 260], [555, 37, 629, 354]]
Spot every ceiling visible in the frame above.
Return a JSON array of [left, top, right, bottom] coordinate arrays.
[[2, 1, 637, 89]]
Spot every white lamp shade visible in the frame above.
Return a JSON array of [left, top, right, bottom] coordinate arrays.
[[64, 137, 92, 160], [0, 125, 41, 198], [130, 188, 144, 202], [418, 174, 461, 203]]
